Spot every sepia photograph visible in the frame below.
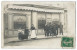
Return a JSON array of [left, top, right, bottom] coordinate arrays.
[[1, 1, 76, 48]]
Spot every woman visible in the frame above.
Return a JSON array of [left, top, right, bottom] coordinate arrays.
[[24, 27, 29, 39], [18, 28, 24, 40], [30, 24, 37, 39]]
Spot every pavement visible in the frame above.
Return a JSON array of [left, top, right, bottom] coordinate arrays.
[[4, 35, 62, 48], [4, 35, 63, 44]]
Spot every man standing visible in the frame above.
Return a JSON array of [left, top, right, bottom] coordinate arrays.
[[60, 24, 63, 35], [50, 24, 53, 36], [44, 24, 50, 37], [44, 24, 47, 37], [46, 24, 50, 37]]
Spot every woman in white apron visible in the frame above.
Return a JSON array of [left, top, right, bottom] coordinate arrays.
[[30, 24, 37, 39]]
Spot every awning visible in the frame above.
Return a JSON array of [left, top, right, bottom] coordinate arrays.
[[8, 5, 64, 13]]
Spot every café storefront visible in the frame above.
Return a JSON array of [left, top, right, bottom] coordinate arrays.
[[4, 4, 67, 38]]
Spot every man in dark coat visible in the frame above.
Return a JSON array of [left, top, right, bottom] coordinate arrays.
[[46, 24, 50, 37], [49, 24, 53, 36], [55, 24, 59, 35], [52, 24, 57, 36], [44, 24, 47, 37], [60, 24, 63, 35], [44, 24, 50, 37]]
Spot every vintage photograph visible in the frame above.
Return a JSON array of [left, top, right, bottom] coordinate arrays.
[[1, 1, 75, 48]]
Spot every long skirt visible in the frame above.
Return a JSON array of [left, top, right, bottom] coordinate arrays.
[[31, 30, 37, 38]]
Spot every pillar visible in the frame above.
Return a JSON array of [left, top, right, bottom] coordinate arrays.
[[8, 14, 13, 37], [24, 11, 32, 29], [8, 14, 13, 29], [26, 14, 31, 29], [60, 13, 64, 25], [64, 10, 67, 33], [60, 13, 65, 34], [46, 13, 52, 24], [32, 11, 37, 29]]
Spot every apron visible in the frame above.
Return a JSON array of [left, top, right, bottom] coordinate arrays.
[[31, 30, 37, 38]]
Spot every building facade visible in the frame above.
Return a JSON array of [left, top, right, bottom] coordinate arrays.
[[4, 4, 67, 38]]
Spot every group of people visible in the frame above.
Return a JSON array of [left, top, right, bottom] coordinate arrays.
[[44, 23, 63, 37], [18, 23, 63, 40], [24, 24, 36, 39], [18, 24, 37, 40]]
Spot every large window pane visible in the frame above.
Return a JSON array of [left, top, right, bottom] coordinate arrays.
[[38, 13, 46, 29], [13, 15, 26, 29]]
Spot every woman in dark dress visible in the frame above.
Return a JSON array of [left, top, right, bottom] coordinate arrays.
[[24, 27, 29, 39]]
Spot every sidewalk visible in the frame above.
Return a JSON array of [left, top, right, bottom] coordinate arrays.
[[4, 35, 63, 44]]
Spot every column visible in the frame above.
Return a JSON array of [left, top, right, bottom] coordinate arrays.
[[8, 14, 13, 29], [32, 11, 37, 29], [25, 11, 31, 29], [59, 13, 61, 22], [8, 14, 13, 37], [60, 13, 64, 25], [26, 14, 31, 29], [4, 13, 8, 37], [64, 10, 67, 33], [46, 13, 52, 24], [60, 13, 65, 33]]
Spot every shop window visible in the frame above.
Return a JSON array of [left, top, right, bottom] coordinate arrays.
[[14, 22, 26, 29], [13, 15, 26, 29], [38, 19, 46, 29], [38, 13, 46, 29]]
